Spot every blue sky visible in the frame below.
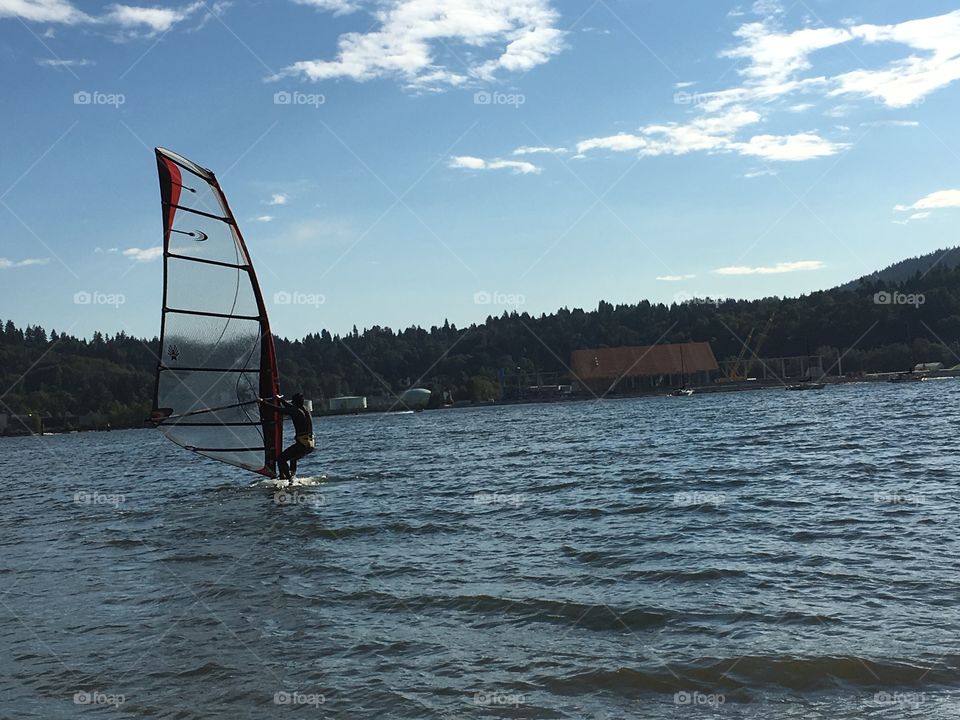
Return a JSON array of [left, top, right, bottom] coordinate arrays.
[[2, 0, 960, 339]]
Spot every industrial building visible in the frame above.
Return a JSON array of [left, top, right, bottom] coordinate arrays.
[[570, 342, 719, 395]]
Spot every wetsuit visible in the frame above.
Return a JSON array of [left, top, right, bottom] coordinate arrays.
[[275, 401, 315, 479]]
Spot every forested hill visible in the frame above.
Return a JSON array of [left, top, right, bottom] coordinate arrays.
[[3, 259, 960, 430], [841, 247, 960, 289]]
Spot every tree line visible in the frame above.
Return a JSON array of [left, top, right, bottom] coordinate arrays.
[[2, 262, 959, 431]]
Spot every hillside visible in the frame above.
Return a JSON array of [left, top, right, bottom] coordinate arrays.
[[840, 247, 960, 289]]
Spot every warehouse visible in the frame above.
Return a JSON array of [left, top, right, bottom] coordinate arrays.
[[570, 342, 719, 395]]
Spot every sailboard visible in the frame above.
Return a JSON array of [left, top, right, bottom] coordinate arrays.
[[149, 147, 281, 478]]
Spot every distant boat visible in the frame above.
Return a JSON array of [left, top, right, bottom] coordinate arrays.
[[786, 382, 825, 391], [669, 346, 695, 396], [889, 373, 924, 383]]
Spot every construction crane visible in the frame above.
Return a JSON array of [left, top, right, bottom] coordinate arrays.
[[743, 309, 778, 379], [722, 308, 778, 381], [724, 328, 756, 381]]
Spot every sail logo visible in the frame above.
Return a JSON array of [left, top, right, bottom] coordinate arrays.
[[274, 90, 325, 108], [74, 290, 125, 308], [73, 91, 125, 107], [274, 291, 326, 308], [873, 291, 924, 308]]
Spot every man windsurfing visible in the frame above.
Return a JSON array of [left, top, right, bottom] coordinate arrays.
[[262, 393, 315, 483]]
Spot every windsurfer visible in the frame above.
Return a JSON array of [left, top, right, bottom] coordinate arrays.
[[262, 393, 315, 482]]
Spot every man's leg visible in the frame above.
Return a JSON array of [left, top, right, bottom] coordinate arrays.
[[289, 444, 308, 478], [276, 444, 296, 480]]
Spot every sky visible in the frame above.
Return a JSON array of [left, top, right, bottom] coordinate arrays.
[[1, 0, 960, 339]]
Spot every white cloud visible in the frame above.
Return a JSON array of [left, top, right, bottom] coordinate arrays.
[[293, 0, 358, 15], [859, 120, 919, 127], [274, 0, 565, 88], [894, 189, 960, 222], [714, 260, 823, 275], [656, 274, 695, 281], [833, 11, 960, 108], [0, 256, 49, 269], [449, 155, 540, 174], [104, 3, 197, 32], [512, 145, 567, 155], [37, 57, 93, 68], [734, 132, 847, 161], [0, 0, 206, 35], [256, 215, 274, 222], [268, 193, 288, 206], [123, 246, 163, 262], [0, 0, 89, 23], [895, 189, 960, 212]]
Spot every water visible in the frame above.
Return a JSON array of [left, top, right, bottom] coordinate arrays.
[[3, 381, 960, 718]]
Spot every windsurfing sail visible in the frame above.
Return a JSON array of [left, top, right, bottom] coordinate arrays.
[[150, 147, 281, 478]]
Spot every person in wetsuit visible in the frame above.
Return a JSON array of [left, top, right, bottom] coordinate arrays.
[[263, 393, 315, 483]]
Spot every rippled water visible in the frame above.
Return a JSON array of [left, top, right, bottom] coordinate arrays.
[[3, 381, 960, 718]]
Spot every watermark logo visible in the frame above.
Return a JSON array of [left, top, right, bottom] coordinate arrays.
[[274, 691, 326, 707], [473, 90, 525, 108], [273, 90, 325, 108], [74, 491, 125, 508], [874, 491, 925, 506], [273, 291, 326, 308], [873, 291, 924, 308], [674, 292, 721, 307], [473, 491, 525, 507], [74, 91, 125, 108], [674, 690, 725, 708], [273, 490, 325, 508], [473, 290, 525, 307], [74, 691, 125, 707], [875, 691, 926, 709], [673, 491, 726, 508], [74, 290, 125, 308], [474, 690, 525, 707], [673, 91, 710, 107]]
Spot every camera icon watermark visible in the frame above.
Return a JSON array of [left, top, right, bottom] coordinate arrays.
[[673, 91, 709, 107], [674, 690, 725, 708], [73, 90, 125, 108], [673, 491, 726, 508], [873, 291, 924, 308], [74, 290, 126, 308], [273, 290, 326, 308], [273, 90, 325, 108], [74, 490, 126, 508], [473, 290, 525, 307], [473, 491, 525, 507], [875, 691, 926, 709], [274, 691, 325, 707], [874, 490, 925, 506], [73, 690, 125, 707], [473, 90, 525, 108], [273, 490, 325, 508], [674, 292, 721, 307], [474, 690, 525, 707]]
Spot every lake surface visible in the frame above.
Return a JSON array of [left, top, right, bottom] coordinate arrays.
[[3, 380, 960, 718]]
